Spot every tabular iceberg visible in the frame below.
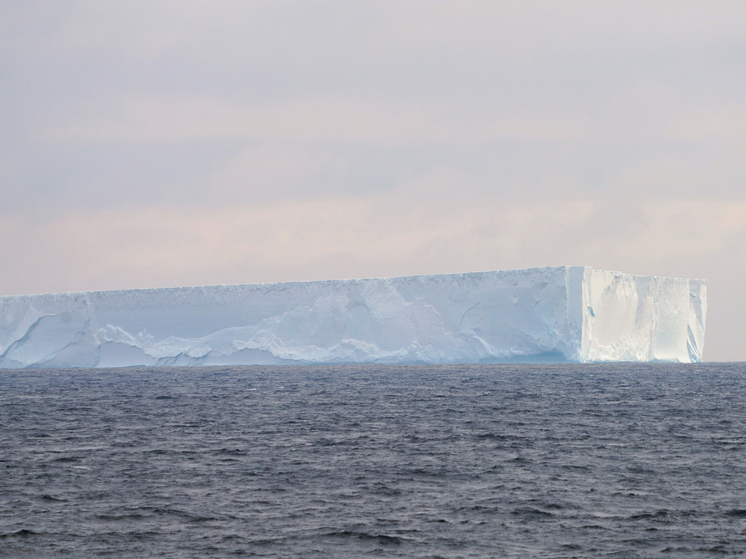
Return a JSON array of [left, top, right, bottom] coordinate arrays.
[[0, 266, 706, 368]]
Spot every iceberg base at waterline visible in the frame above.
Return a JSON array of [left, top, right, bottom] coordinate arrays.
[[0, 266, 706, 368]]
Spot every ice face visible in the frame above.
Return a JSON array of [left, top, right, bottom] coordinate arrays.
[[0, 266, 706, 368], [580, 269, 706, 363]]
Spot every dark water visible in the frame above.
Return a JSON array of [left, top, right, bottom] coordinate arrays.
[[2, 364, 746, 558]]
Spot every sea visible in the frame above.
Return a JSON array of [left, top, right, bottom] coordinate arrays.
[[1, 363, 745, 558]]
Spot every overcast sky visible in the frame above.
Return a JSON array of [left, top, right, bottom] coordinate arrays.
[[1, 1, 745, 360]]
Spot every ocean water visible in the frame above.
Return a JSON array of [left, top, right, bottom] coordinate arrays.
[[1, 363, 745, 558]]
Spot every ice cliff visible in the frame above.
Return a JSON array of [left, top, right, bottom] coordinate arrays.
[[0, 267, 706, 368]]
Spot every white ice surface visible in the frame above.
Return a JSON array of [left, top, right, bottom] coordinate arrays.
[[0, 266, 706, 368]]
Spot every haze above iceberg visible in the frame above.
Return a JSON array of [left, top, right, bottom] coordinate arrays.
[[0, 266, 706, 368]]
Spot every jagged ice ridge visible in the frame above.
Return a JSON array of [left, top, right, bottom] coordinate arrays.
[[0, 266, 706, 368]]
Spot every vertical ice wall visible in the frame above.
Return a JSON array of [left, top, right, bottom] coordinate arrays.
[[580, 268, 707, 363], [0, 267, 706, 368]]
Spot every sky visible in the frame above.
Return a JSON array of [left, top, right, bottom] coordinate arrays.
[[1, 0, 745, 361]]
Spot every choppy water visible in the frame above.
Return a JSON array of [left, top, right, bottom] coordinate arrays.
[[1, 363, 746, 558]]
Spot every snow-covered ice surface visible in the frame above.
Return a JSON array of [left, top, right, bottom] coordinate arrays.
[[0, 267, 706, 368]]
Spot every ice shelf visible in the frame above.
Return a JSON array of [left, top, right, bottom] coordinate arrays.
[[0, 267, 706, 368]]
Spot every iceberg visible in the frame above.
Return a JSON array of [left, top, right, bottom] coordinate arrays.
[[0, 266, 706, 368]]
